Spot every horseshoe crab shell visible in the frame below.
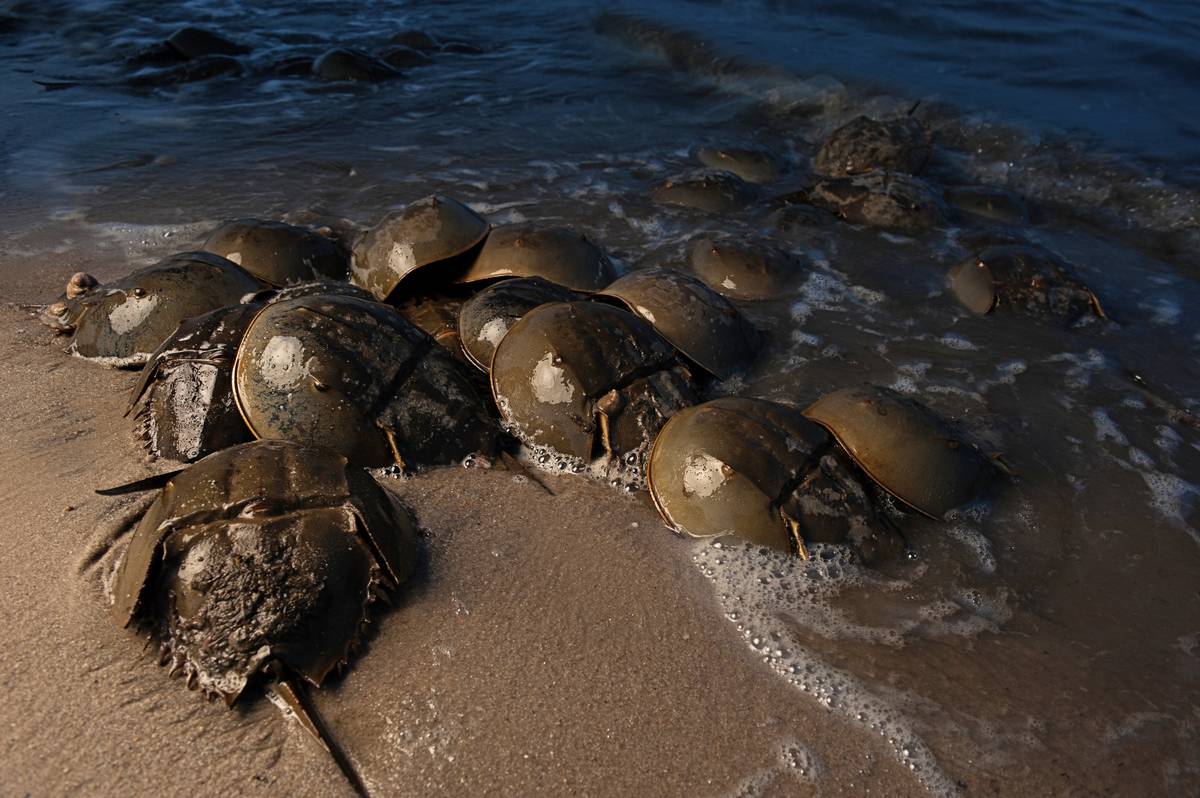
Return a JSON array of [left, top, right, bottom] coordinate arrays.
[[111, 439, 418, 703], [490, 301, 698, 477], [688, 236, 803, 300], [68, 252, 261, 367], [948, 244, 1105, 322], [647, 397, 897, 560], [652, 169, 757, 213], [453, 225, 616, 290], [127, 302, 260, 463], [350, 195, 490, 301], [695, 146, 786, 184], [457, 277, 582, 371], [312, 47, 400, 81], [203, 219, 348, 287], [233, 292, 497, 468], [808, 171, 947, 236], [596, 267, 760, 380], [803, 386, 993, 519], [813, 115, 931, 177]]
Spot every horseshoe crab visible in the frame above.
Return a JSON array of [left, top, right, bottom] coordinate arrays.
[[695, 146, 786, 184], [804, 386, 994, 519], [453, 225, 616, 291], [351, 195, 490, 301], [652, 169, 757, 213], [596, 267, 760, 380], [647, 397, 900, 562], [312, 48, 400, 82], [393, 293, 470, 360], [109, 438, 418, 794], [233, 292, 498, 468], [203, 219, 348, 286], [813, 114, 931, 177], [490, 301, 698, 485], [457, 277, 581, 371], [127, 283, 379, 464], [688, 236, 803, 300], [944, 186, 1030, 226], [948, 244, 1105, 322], [807, 171, 948, 236], [50, 252, 261, 367], [127, 302, 261, 463]]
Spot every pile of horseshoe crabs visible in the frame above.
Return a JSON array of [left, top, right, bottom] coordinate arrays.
[[40, 112, 1106, 793]]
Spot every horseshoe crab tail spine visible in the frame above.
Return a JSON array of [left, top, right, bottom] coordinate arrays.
[[269, 679, 372, 798]]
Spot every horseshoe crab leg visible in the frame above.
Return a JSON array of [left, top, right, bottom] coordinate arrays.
[[268, 679, 372, 798]]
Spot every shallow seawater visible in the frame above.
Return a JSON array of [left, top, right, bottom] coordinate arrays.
[[2, 0, 1198, 795]]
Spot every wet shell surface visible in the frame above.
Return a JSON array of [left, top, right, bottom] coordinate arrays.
[[127, 302, 260, 463], [695, 146, 786, 184], [651, 169, 757, 213], [688, 235, 804, 300], [813, 115, 931, 177], [68, 251, 262, 367], [111, 439, 419, 704], [807, 171, 947, 236], [947, 244, 1105, 322], [597, 267, 760, 380], [648, 397, 896, 560], [453, 224, 616, 290], [233, 292, 498, 468], [457, 277, 581, 371], [804, 386, 993, 518], [203, 219, 348, 287], [490, 301, 698, 477], [312, 47, 400, 81], [351, 195, 490, 301]]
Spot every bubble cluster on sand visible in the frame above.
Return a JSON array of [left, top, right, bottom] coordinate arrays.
[[693, 539, 984, 797]]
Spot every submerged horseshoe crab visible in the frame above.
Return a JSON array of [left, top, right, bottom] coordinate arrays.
[[453, 224, 616, 291], [351, 194, 490, 301], [813, 114, 932, 177], [804, 386, 995, 519], [490, 301, 698, 485], [695, 146, 786, 184], [807, 171, 948, 236], [596, 267, 761, 380], [108, 439, 418, 795], [647, 397, 900, 562], [688, 235, 804, 300], [203, 219, 348, 287], [233, 292, 498, 468], [651, 168, 757, 213], [45, 252, 261, 367], [457, 277, 582, 372], [947, 244, 1105, 323]]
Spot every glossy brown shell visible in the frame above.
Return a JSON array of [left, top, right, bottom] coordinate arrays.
[[68, 252, 261, 366], [457, 277, 581, 371], [233, 293, 497, 468], [490, 301, 697, 466], [804, 386, 992, 518], [808, 171, 947, 236], [453, 225, 616, 290], [111, 440, 418, 704], [651, 169, 757, 213], [688, 236, 803, 300], [394, 294, 466, 355], [648, 397, 895, 559], [813, 115, 931, 177], [350, 195, 490, 301], [127, 302, 260, 463], [597, 268, 760, 380], [695, 147, 785, 184], [203, 219, 348, 287], [947, 245, 1105, 323]]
